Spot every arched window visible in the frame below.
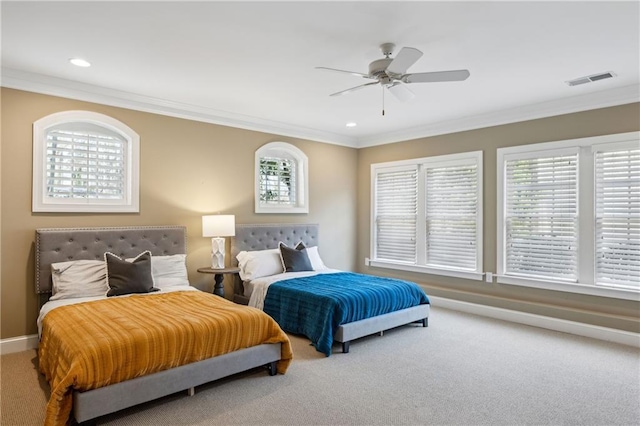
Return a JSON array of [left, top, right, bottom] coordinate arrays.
[[255, 142, 308, 213], [32, 110, 140, 212]]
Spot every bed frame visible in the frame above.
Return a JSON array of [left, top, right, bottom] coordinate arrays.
[[230, 223, 430, 354], [35, 226, 282, 424]]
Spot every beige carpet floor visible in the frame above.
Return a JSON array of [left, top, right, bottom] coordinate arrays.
[[1, 306, 639, 425]]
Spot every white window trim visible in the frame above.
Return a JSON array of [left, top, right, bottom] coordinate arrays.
[[497, 274, 640, 301], [32, 110, 140, 213], [370, 151, 483, 280], [496, 131, 640, 301], [255, 141, 309, 214], [368, 260, 485, 281]]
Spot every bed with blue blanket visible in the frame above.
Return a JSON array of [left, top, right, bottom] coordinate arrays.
[[231, 224, 431, 355], [263, 272, 429, 356]]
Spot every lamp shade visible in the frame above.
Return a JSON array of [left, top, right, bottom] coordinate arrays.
[[202, 215, 235, 237]]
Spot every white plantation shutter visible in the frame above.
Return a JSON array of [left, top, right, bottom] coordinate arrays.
[[46, 129, 126, 200], [504, 152, 578, 281], [255, 142, 308, 213], [374, 166, 418, 263], [259, 156, 296, 205], [425, 162, 478, 270], [595, 147, 640, 290], [33, 111, 139, 212]]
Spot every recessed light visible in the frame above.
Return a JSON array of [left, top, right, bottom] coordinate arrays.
[[346, 122, 357, 128], [69, 58, 91, 67]]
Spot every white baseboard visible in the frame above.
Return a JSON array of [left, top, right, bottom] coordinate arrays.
[[429, 296, 640, 348], [0, 334, 39, 355]]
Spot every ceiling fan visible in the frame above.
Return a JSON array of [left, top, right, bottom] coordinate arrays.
[[316, 43, 470, 103]]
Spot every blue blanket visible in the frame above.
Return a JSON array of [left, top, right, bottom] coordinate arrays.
[[263, 272, 429, 356]]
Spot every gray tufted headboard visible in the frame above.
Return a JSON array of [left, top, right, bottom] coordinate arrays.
[[35, 226, 187, 296], [230, 223, 319, 267]]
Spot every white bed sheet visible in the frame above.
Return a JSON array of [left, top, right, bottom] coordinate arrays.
[[248, 269, 340, 310], [37, 285, 198, 337]]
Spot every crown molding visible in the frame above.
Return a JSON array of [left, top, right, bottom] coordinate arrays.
[[0, 68, 358, 148], [357, 84, 640, 147], [2, 68, 637, 149]]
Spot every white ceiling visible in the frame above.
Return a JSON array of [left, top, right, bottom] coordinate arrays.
[[2, 1, 639, 148]]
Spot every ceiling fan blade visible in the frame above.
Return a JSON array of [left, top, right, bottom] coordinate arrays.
[[315, 66, 372, 79], [403, 69, 470, 83], [387, 83, 415, 102], [386, 47, 423, 75], [330, 81, 379, 97]]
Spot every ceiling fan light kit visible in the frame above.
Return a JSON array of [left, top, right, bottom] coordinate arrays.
[[317, 42, 471, 107]]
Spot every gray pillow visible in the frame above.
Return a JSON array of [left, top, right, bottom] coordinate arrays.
[[105, 251, 159, 297], [279, 242, 313, 273]]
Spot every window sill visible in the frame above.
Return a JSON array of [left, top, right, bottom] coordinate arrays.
[[255, 206, 309, 214], [33, 202, 139, 213], [497, 275, 640, 301], [369, 260, 484, 281]]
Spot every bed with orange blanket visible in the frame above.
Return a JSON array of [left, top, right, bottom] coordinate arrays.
[[35, 226, 292, 425]]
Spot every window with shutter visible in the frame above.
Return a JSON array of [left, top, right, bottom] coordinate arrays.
[[255, 142, 308, 213], [594, 145, 640, 290], [497, 132, 639, 301], [45, 125, 126, 200], [370, 151, 483, 280], [504, 151, 578, 281], [425, 161, 479, 271], [32, 111, 139, 212], [259, 156, 297, 206], [374, 166, 418, 263]]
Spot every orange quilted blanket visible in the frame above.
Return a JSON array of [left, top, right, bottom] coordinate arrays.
[[38, 291, 292, 426]]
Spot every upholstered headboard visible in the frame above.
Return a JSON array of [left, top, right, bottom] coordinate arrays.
[[230, 223, 319, 267], [35, 226, 187, 296], [229, 223, 319, 304]]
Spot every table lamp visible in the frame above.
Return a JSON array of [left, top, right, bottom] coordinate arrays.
[[202, 214, 235, 269]]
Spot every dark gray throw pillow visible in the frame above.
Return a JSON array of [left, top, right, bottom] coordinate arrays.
[[279, 242, 313, 273], [105, 250, 159, 297]]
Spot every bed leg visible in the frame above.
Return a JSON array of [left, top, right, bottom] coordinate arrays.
[[422, 318, 428, 327], [187, 387, 195, 396], [342, 341, 350, 353], [267, 361, 277, 376], [379, 330, 384, 336]]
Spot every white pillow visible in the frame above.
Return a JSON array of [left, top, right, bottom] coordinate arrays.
[[306, 246, 328, 271], [151, 254, 189, 289], [291, 243, 327, 271], [237, 248, 283, 281], [125, 253, 190, 289], [50, 259, 108, 301]]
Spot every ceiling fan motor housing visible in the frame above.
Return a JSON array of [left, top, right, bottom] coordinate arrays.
[[369, 58, 394, 78]]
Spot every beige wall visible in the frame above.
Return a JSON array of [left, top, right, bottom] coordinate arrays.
[[2, 87, 638, 339], [357, 103, 640, 333], [0, 88, 358, 338]]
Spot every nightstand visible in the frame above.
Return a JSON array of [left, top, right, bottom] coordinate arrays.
[[197, 267, 240, 297]]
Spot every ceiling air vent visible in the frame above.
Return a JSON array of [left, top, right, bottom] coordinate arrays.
[[566, 72, 616, 86]]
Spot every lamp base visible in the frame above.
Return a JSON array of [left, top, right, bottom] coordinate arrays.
[[211, 237, 226, 269]]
